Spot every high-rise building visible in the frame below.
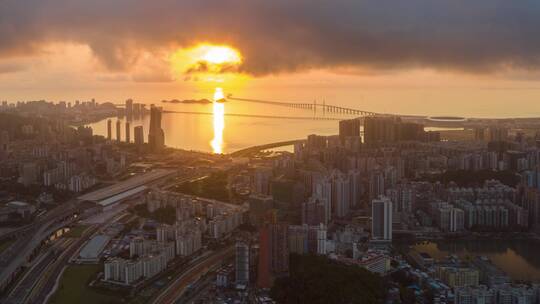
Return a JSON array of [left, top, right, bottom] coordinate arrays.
[[332, 171, 351, 218], [450, 207, 465, 232], [364, 116, 427, 145], [270, 223, 288, 275], [364, 116, 400, 146], [77, 126, 93, 143], [339, 118, 360, 142], [104, 258, 127, 283], [235, 241, 250, 284], [386, 184, 414, 214], [306, 134, 327, 150], [398, 122, 425, 141], [257, 222, 289, 289], [348, 169, 362, 208], [474, 127, 486, 141], [369, 171, 385, 201], [287, 225, 309, 255], [134, 126, 144, 147], [0, 130, 9, 160], [129, 237, 147, 258], [488, 126, 508, 142], [248, 194, 274, 226], [107, 119, 112, 140], [287, 224, 327, 255], [371, 196, 392, 241], [313, 176, 333, 223], [253, 166, 273, 195], [156, 224, 175, 243], [148, 105, 165, 152], [125, 121, 131, 143], [176, 230, 202, 256], [302, 196, 329, 226], [133, 103, 140, 117], [434, 203, 465, 232], [116, 120, 121, 142], [125, 98, 133, 118], [257, 225, 272, 289]]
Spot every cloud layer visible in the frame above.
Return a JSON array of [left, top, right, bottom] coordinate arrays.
[[2, 0, 540, 76]]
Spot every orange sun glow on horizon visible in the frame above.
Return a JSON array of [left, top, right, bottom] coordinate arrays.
[[170, 43, 247, 87]]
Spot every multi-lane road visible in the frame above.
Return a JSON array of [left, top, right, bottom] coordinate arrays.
[[0, 168, 181, 293], [0, 199, 81, 292], [2, 238, 73, 304], [0, 167, 213, 300], [29, 225, 99, 304], [1, 223, 99, 304], [152, 245, 235, 304]]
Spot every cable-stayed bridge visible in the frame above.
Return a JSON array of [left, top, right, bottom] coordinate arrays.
[[227, 96, 379, 117]]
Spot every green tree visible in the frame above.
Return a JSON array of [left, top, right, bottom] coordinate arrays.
[[270, 254, 384, 304]]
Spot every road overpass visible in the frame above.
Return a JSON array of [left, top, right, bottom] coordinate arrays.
[[230, 139, 304, 157], [78, 169, 176, 202], [0, 211, 80, 292]]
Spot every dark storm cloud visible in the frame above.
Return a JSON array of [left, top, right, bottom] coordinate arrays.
[[185, 61, 211, 75], [185, 61, 241, 75], [1, 0, 540, 75]]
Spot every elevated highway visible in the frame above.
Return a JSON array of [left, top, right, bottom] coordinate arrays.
[[0, 209, 81, 293], [229, 139, 304, 157]]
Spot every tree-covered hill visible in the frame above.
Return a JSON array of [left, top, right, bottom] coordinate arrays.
[[271, 254, 384, 304]]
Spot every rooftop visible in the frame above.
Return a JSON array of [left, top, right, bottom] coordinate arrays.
[[7, 201, 29, 207], [79, 235, 111, 259], [98, 185, 148, 207]]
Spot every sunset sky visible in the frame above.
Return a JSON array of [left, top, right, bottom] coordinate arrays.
[[2, 0, 540, 116]]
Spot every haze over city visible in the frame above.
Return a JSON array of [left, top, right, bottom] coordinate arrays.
[[2, 1, 540, 304]]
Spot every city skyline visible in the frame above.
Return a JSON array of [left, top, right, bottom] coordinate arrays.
[[3, 2, 540, 304]]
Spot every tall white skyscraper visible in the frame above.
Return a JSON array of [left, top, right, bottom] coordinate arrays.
[[371, 196, 392, 241]]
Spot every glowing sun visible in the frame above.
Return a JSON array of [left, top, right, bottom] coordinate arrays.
[[170, 43, 247, 86], [200, 45, 242, 64]]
